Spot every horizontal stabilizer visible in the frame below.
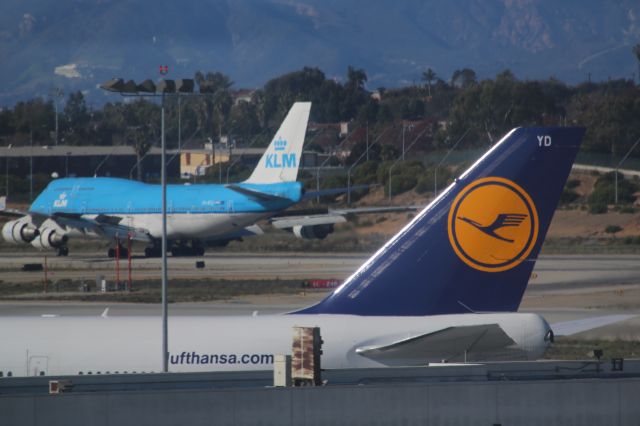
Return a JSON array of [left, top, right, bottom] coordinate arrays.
[[551, 315, 636, 336], [356, 324, 515, 365], [226, 184, 288, 202]]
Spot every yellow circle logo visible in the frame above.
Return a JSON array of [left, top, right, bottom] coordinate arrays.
[[448, 177, 539, 273]]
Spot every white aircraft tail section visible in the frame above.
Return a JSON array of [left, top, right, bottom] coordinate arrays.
[[244, 102, 311, 184]]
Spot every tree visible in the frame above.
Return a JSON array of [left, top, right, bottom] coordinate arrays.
[[634, 44, 640, 85], [228, 101, 260, 143], [194, 71, 234, 140], [422, 68, 437, 96], [451, 68, 477, 89], [62, 91, 90, 145], [346, 66, 367, 93]]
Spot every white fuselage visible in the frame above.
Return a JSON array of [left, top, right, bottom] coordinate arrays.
[[51, 211, 268, 242], [0, 313, 550, 377]]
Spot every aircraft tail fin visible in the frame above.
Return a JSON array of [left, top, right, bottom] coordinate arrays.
[[295, 127, 585, 316], [244, 102, 311, 184]]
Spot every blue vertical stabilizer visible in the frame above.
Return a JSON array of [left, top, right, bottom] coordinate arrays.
[[296, 127, 585, 316]]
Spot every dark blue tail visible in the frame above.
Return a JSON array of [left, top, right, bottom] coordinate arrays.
[[296, 127, 585, 316]]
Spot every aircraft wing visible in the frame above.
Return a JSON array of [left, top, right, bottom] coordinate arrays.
[[355, 324, 515, 365], [226, 184, 290, 202], [270, 205, 422, 230], [54, 213, 152, 242], [551, 315, 636, 336]]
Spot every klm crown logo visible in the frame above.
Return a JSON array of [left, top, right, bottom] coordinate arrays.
[[274, 137, 287, 151], [265, 137, 296, 169]]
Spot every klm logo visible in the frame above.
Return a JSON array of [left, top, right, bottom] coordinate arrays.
[[274, 137, 287, 151], [265, 137, 296, 168], [53, 192, 68, 208]]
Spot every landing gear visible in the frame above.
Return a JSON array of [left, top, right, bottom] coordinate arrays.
[[170, 245, 205, 257], [107, 247, 129, 258], [144, 246, 162, 258], [56, 246, 69, 257], [144, 240, 204, 257]]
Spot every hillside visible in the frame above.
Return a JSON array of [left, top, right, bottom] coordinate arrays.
[[1, 0, 639, 105]]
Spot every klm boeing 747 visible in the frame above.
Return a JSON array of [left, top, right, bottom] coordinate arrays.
[[0, 126, 634, 377], [1, 102, 336, 257]]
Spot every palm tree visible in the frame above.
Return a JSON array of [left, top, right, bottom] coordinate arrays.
[[422, 68, 437, 96], [346, 66, 367, 92], [194, 71, 234, 140]]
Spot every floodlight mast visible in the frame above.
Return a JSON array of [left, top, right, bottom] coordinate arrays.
[[99, 77, 195, 373]]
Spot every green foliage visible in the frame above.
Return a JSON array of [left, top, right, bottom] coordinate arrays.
[[618, 205, 636, 214], [604, 225, 623, 235], [389, 174, 417, 195], [588, 172, 638, 206], [352, 160, 378, 184], [386, 160, 425, 196], [560, 187, 580, 205], [588, 203, 608, 214], [565, 179, 580, 189]]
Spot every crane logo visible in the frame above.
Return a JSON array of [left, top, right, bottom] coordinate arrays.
[[447, 177, 538, 272]]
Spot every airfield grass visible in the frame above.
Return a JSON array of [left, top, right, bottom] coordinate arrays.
[[0, 278, 319, 303]]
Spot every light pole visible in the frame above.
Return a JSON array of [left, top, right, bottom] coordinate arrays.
[[50, 88, 63, 146], [100, 76, 196, 373]]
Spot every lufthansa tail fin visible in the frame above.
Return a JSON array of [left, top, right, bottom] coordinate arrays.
[[296, 127, 585, 316], [244, 102, 311, 184]]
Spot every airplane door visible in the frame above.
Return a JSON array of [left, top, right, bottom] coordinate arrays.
[[28, 355, 49, 376], [227, 200, 234, 213]]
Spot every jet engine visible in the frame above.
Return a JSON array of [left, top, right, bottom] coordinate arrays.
[[2, 219, 39, 244], [31, 227, 68, 249], [292, 224, 334, 240]]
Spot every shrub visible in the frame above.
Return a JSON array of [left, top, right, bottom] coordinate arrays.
[[560, 187, 579, 204], [604, 225, 623, 235], [588, 172, 637, 206], [589, 203, 608, 214], [565, 178, 581, 189]]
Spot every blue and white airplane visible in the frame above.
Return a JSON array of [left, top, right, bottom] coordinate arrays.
[[1, 126, 634, 377], [2, 102, 344, 257]]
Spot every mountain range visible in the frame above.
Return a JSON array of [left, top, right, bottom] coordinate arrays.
[[1, 0, 639, 106]]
